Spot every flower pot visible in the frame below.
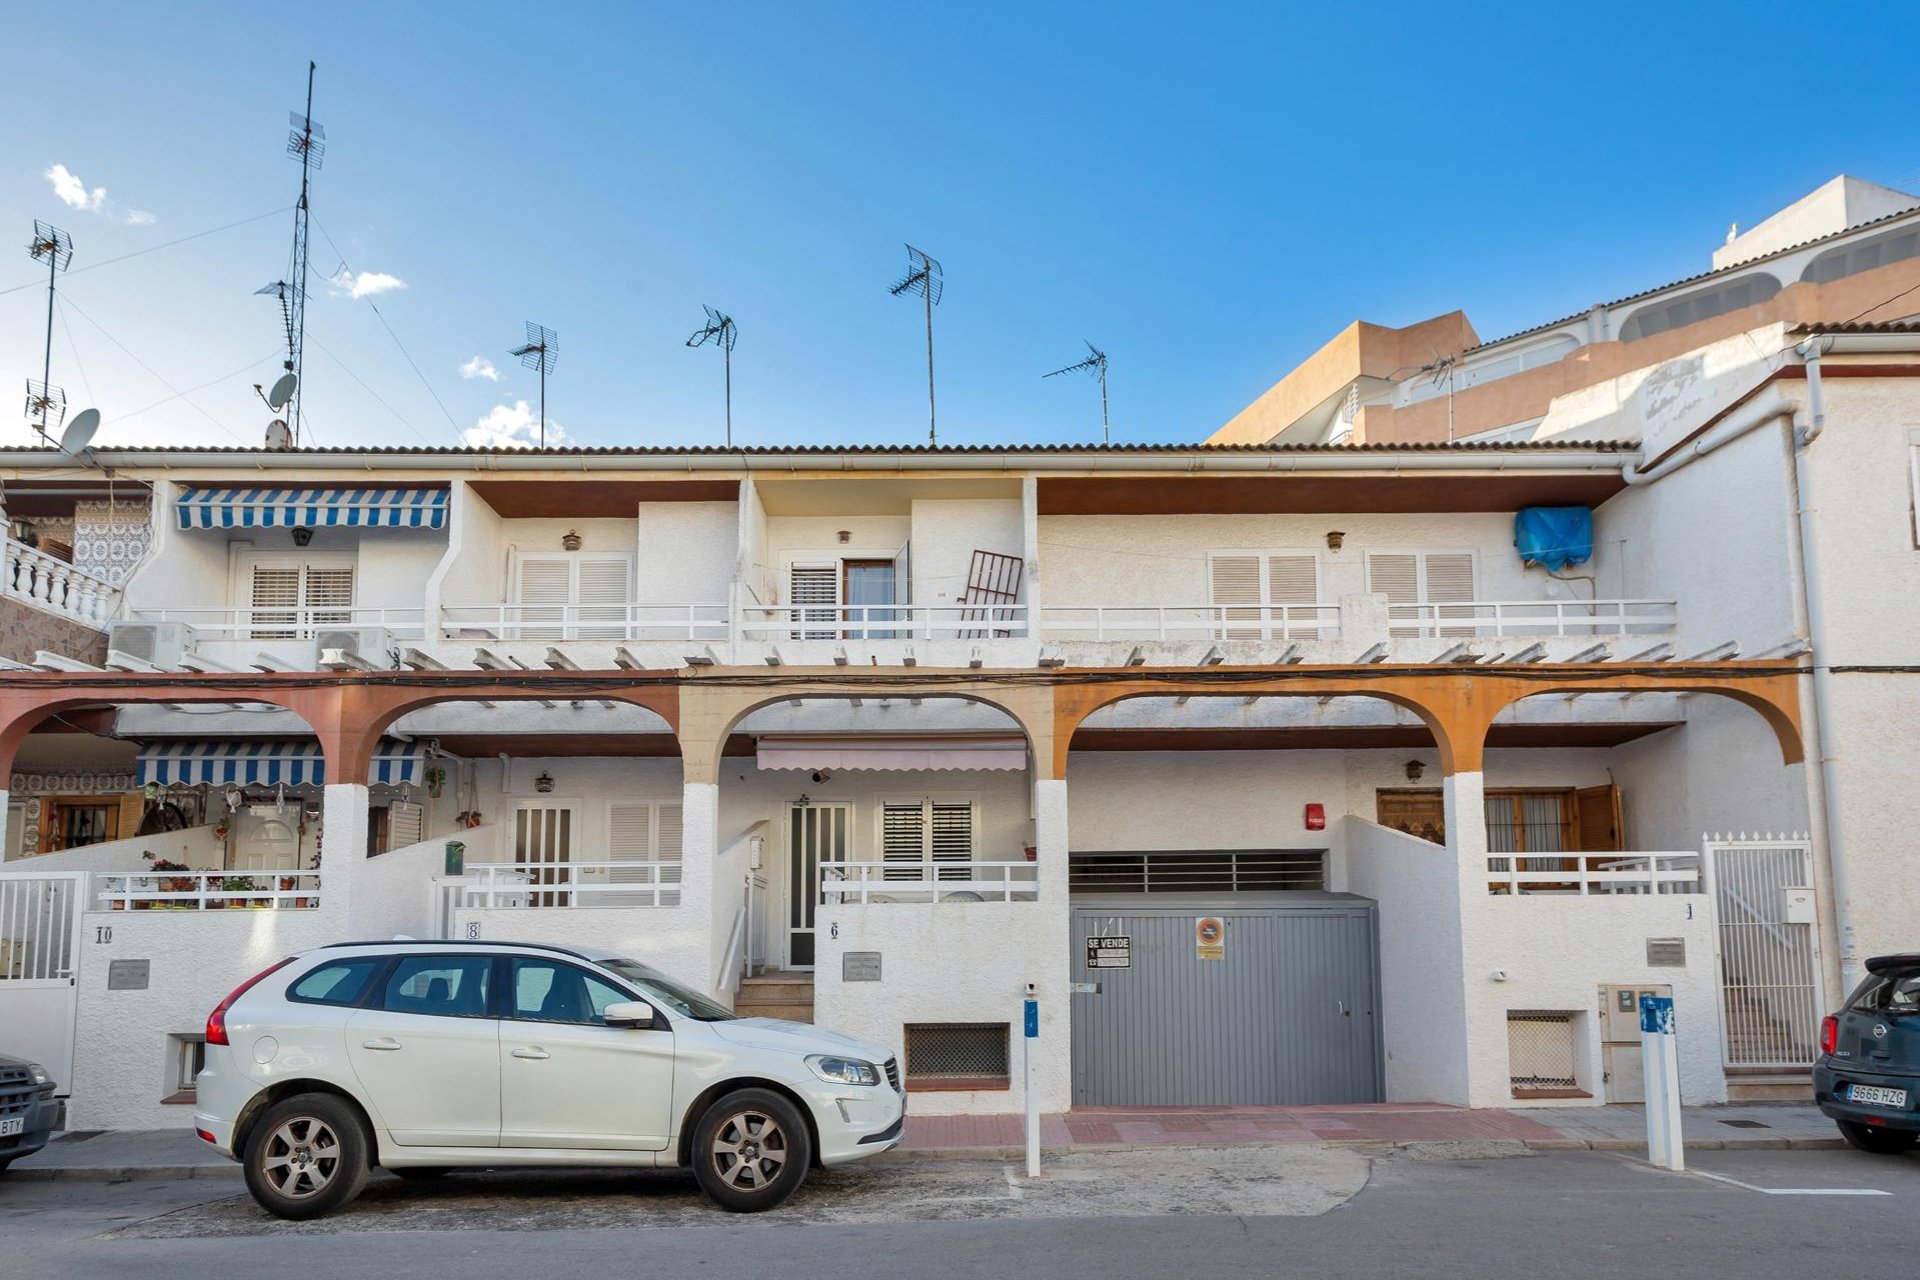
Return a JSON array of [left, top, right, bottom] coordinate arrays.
[[207, 900, 225, 910]]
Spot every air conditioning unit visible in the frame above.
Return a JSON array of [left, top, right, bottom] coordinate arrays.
[[106, 621, 198, 668], [316, 626, 398, 668]]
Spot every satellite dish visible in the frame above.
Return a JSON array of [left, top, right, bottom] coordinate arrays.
[[266, 373, 298, 410], [61, 408, 101, 455], [265, 419, 293, 451]]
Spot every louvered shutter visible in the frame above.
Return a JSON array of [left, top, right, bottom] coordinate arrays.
[[385, 801, 424, 851], [575, 554, 632, 640], [929, 801, 974, 882], [1208, 555, 1263, 639], [1266, 554, 1320, 639], [606, 801, 655, 905], [789, 565, 839, 639], [881, 801, 926, 881], [1368, 553, 1423, 637], [250, 566, 302, 639], [1423, 552, 1477, 638], [655, 801, 683, 904], [513, 555, 572, 640], [303, 565, 356, 629]]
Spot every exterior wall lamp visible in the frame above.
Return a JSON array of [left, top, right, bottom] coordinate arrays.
[[1326, 531, 1346, 550], [561, 530, 582, 551], [534, 772, 554, 794], [291, 526, 313, 547], [1405, 759, 1426, 782]]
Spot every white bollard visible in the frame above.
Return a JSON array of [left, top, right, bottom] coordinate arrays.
[[1023, 983, 1040, 1178], [1640, 993, 1684, 1171]]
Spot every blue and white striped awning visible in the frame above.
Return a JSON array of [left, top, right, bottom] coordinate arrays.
[[137, 738, 428, 788], [176, 486, 449, 531]]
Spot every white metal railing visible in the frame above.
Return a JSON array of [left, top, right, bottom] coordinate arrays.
[[740, 602, 1028, 642], [821, 860, 1039, 904], [1485, 852, 1701, 896], [4, 538, 121, 629], [451, 860, 682, 908], [128, 606, 426, 641], [439, 602, 729, 643], [91, 869, 322, 910], [1040, 604, 1339, 643], [1389, 599, 1678, 639]]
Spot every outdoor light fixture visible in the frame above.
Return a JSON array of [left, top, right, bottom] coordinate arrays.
[[1405, 759, 1426, 782], [1326, 531, 1346, 550], [562, 529, 582, 551], [534, 772, 554, 794], [836, 530, 851, 544], [291, 526, 313, 546]]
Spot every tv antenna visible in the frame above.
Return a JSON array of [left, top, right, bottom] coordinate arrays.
[[259, 62, 323, 447], [685, 305, 738, 446], [509, 322, 558, 447], [888, 244, 943, 446], [25, 221, 74, 441], [1045, 341, 1111, 443], [1420, 350, 1459, 442]]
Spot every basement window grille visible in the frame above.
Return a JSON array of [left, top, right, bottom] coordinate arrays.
[[1068, 849, 1325, 894], [903, 1022, 1011, 1091], [1506, 1010, 1579, 1094]]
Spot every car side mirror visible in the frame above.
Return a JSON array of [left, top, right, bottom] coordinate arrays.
[[603, 1000, 661, 1030]]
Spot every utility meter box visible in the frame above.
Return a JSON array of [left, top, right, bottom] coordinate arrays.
[[1599, 983, 1673, 1104], [1781, 886, 1816, 925]]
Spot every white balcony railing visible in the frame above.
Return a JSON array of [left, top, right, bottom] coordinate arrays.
[[739, 603, 1028, 642], [4, 538, 121, 629], [92, 869, 321, 910], [450, 860, 682, 908], [1486, 852, 1701, 896], [1039, 604, 1339, 643], [821, 860, 1039, 903], [128, 606, 427, 641], [1389, 599, 1678, 640], [439, 603, 729, 643]]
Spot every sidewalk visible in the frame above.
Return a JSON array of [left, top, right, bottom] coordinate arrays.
[[7, 1102, 1841, 1182]]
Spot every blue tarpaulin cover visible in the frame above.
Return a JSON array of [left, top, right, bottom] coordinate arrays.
[[1515, 507, 1593, 572]]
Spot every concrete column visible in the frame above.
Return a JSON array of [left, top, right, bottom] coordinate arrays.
[[682, 779, 722, 998], [1031, 777, 1073, 1113], [1443, 770, 1510, 1108], [1020, 475, 1042, 641], [321, 783, 370, 929]]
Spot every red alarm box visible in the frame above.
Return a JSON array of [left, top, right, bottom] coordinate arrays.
[[1304, 803, 1326, 831]]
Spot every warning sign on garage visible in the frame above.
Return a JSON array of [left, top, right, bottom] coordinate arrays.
[[1194, 916, 1225, 961], [1085, 936, 1131, 969]]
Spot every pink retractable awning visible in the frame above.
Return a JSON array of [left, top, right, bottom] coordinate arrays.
[[755, 734, 1028, 772]]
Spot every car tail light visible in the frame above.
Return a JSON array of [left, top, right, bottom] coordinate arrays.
[[1819, 1015, 1838, 1056], [206, 957, 294, 1046]]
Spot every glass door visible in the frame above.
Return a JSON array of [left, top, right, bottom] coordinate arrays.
[[842, 560, 897, 640], [786, 802, 850, 969]]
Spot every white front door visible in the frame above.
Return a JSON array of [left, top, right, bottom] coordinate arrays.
[[514, 800, 577, 906], [785, 802, 850, 969]]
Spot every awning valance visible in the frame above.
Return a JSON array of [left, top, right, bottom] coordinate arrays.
[[755, 734, 1028, 772], [137, 738, 428, 788], [176, 486, 449, 531]]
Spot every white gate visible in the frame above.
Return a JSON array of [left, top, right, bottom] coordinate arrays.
[[1703, 834, 1821, 1068], [0, 872, 87, 1092]]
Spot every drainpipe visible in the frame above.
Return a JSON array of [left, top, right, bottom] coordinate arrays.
[[1620, 383, 1797, 486], [1792, 336, 1859, 994]]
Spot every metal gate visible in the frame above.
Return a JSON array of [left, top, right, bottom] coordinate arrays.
[[1703, 834, 1821, 1067], [0, 872, 86, 1092], [1071, 896, 1381, 1106]]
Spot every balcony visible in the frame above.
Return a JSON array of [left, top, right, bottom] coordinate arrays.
[[738, 602, 1028, 643], [1038, 604, 1336, 644], [92, 869, 322, 910], [438, 603, 728, 644], [1485, 853, 1701, 896], [4, 537, 121, 630], [821, 860, 1040, 904], [125, 606, 428, 642], [1388, 599, 1679, 640], [447, 860, 683, 908]]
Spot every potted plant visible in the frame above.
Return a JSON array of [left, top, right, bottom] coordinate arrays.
[[144, 852, 195, 905], [425, 765, 446, 799]]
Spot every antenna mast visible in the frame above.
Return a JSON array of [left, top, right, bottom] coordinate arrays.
[[509, 322, 558, 447], [260, 63, 325, 447], [1044, 341, 1110, 444], [888, 244, 943, 446], [686, 306, 738, 446], [25, 221, 73, 442]]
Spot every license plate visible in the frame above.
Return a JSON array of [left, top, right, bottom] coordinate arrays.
[[1849, 1084, 1909, 1108], [0, 1116, 22, 1138]]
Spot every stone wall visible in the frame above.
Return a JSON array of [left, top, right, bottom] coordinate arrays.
[[0, 597, 107, 665]]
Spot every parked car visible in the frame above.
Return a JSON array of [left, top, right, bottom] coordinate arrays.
[[193, 940, 905, 1219], [0, 1054, 61, 1172], [1814, 952, 1920, 1155]]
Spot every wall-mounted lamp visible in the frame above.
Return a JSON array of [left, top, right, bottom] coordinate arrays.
[[291, 526, 313, 547], [561, 529, 582, 551], [1326, 530, 1346, 550], [534, 771, 554, 794], [811, 769, 833, 784], [795, 792, 812, 807], [1404, 759, 1426, 782], [836, 529, 851, 544]]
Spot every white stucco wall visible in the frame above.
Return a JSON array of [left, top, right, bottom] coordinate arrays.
[[634, 501, 736, 606], [909, 498, 1024, 607]]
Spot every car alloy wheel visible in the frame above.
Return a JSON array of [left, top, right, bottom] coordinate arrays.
[[260, 1114, 343, 1199], [710, 1108, 789, 1192]]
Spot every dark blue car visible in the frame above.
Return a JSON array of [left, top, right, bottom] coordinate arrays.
[[1815, 953, 1920, 1155], [0, 1054, 61, 1172]]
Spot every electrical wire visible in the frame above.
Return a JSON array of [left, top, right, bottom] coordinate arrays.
[[55, 295, 250, 445], [55, 297, 96, 407], [305, 333, 440, 446], [115, 350, 283, 425], [0, 208, 291, 298]]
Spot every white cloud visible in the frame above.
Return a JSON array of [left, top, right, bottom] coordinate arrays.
[[45, 163, 107, 213], [462, 400, 566, 450], [330, 268, 407, 299], [459, 356, 501, 382], [124, 209, 156, 227]]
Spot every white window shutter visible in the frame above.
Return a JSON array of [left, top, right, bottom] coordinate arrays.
[[513, 556, 572, 640], [575, 554, 632, 640], [385, 801, 423, 851], [881, 802, 925, 881], [303, 566, 355, 627], [789, 564, 839, 639], [1208, 554, 1263, 639], [250, 565, 302, 638], [1366, 553, 1420, 603], [607, 801, 659, 905], [1422, 552, 1478, 638], [1266, 554, 1319, 639], [929, 802, 974, 881]]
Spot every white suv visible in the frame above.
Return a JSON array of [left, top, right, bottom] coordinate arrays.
[[193, 940, 904, 1218]]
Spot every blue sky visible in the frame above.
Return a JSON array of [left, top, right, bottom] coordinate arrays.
[[3, 2, 1917, 452]]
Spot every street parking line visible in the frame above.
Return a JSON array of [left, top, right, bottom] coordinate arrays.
[[1684, 1168, 1890, 1197]]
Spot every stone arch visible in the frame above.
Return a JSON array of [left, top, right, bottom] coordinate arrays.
[[1494, 677, 1804, 769]]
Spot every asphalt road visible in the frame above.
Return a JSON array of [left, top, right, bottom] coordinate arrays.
[[4, 1144, 1916, 1278]]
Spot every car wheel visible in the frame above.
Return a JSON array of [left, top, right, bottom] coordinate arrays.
[[1838, 1121, 1920, 1155], [386, 1166, 453, 1181], [692, 1088, 812, 1212], [243, 1093, 372, 1220]]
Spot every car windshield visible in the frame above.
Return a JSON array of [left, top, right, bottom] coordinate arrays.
[[1852, 969, 1920, 1015], [595, 956, 736, 1022]]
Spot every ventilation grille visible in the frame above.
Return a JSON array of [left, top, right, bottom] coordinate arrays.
[[904, 1023, 1010, 1088], [1506, 1010, 1579, 1092], [1069, 850, 1325, 894]]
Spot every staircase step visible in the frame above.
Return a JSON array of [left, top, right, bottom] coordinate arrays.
[[736, 1002, 813, 1023]]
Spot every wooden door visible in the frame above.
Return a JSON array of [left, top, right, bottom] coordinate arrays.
[[1573, 784, 1624, 852]]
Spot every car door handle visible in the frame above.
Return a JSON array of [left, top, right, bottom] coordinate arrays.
[[362, 1037, 402, 1051], [511, 1047, 551, 1060]]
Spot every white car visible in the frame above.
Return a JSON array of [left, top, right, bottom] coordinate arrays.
[[193, 940, 904, 1218]]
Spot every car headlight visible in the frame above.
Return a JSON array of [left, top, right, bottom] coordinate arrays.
[[806, 1055, 880, 1086], [26, 1062, 53, 1087]]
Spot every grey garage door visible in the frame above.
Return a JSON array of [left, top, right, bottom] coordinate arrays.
[[1070, 894, 1382, 1106]]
